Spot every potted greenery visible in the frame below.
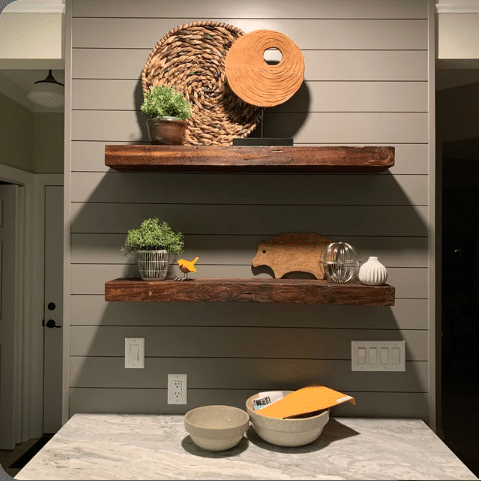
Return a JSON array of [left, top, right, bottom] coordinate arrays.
[[121, 217, 184, 280], [141, 84, 192, 145]]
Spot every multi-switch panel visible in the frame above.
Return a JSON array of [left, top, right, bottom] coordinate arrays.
[[351, 341, 405, 371]]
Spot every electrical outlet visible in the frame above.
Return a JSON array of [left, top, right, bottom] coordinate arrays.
[[168, 374, 187, 404], [351, 341, 405, 371]]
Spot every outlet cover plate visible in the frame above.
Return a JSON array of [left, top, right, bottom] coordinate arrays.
[[168, 373, 187, 404], [351, 340, 405, 371]]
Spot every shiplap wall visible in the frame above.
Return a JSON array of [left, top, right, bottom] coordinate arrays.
[[66, 0, 433, 421]]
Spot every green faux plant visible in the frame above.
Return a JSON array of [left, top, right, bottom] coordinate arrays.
[[121, 218, 184, 255], [141, 84, 192, 120]]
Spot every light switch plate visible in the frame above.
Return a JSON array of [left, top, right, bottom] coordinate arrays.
[[351, 341, 405, 371], [125, 338, 144, 368]]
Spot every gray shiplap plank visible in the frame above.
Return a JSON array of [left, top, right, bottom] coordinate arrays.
[[69, 357, 428, 392], [70, 326, 427, 359], [72, 49, 428, 81], [72, 110, 429, 143], [70, 172, 428, 206], [262, 113, 429, 144], [69, 389, 429, 420], [72, 79, 428, 112], [72, 18, 428, 50], [71, 234, 428, 267], [70, 203, 429, 236], [70, 296, 429, 330], [71, 264, 427, 298], [73, 0, 427, 19], [72, 142, 428, 175]]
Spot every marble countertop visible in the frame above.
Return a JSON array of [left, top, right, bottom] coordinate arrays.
[[15, 414, 477, 480]]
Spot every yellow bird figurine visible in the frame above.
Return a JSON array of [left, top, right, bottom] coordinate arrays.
[[177, 257, 199, 280]]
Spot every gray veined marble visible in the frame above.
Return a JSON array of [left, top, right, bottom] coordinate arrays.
[[14, 414, 478, 480]]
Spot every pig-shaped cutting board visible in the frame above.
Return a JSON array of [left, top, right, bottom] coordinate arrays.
[[251, 233, 334, 280]]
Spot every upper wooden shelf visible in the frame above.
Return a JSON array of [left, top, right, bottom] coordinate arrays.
[[105, 145, 395, 173], [105, 278, 395, 306]]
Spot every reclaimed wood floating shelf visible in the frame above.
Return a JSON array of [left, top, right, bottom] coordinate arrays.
[[105, 145, 395, 173], [105, 278, 395, 306]]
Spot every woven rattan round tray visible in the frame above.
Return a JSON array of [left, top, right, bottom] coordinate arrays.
[[141, 21, 262, 146]]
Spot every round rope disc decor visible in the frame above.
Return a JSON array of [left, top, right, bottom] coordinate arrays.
[[141, 21, 262, 145], [225, 30, 305, 108]]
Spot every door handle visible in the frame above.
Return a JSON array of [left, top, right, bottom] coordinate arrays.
[[45, 319, 61, 328]]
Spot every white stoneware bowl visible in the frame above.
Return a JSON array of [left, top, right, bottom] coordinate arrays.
[[184, 405, 249, 451], [246, 392, 329, 447]]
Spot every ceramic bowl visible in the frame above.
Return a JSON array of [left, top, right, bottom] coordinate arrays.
[[246, 392, 329, 447], [184, 405, 249, 451]]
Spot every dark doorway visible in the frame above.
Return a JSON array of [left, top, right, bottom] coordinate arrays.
[[441, 137, 479, 477]]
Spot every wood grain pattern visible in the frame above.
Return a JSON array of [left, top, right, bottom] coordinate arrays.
[[105, 277, 395, 305], [105, 145, 395, 173], [76, 265, 425, 299], [251, 233, 333, 279], [73, 142, 427, 174]]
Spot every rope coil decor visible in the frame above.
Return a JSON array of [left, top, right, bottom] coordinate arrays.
[[225, 30, 305, 108], [141, 21, 262, 145]]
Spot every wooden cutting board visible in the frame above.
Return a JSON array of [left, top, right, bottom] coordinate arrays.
[[251, 232, 334, 279]]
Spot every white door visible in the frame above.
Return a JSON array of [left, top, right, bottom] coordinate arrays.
[[43, 186, 63, 433], [0, 185, 20, 449]]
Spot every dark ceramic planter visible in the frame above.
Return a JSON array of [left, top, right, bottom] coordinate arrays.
[[146, 116, 186, 145]]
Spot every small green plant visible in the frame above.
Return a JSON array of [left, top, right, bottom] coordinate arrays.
[[141, 84, 192, 120], [121, 218, 184, 255]]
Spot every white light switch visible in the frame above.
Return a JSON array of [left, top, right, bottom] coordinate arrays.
[[369, 348, 377, 365], [125, 338, 144, 368], [358, 348, 366, 364], [392, 347, 400, 365], [380, 348, 389, 365]]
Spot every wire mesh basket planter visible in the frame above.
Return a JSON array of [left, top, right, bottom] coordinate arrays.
[[137, 250, 170, 281]]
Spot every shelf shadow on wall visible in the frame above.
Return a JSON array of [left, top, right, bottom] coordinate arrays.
[[263, 81, 310, 139], [70, 173, 428, 237]]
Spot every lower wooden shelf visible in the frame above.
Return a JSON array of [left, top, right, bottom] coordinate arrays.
[[105, 278, 395, 306]]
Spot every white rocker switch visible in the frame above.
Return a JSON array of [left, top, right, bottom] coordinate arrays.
[[380, 347, 389, 365], [368, 347, 377, 365], [357, 348, 366, 364], [392, 347, 401, 365]]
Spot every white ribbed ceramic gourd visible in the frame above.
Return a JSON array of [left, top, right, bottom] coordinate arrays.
[[358, 257, 388, 286]]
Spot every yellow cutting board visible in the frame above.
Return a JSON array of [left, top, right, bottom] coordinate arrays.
[[257, 385, 356, 419]]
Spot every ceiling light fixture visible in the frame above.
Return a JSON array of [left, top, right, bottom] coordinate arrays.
[[27, 70, 64, 108]]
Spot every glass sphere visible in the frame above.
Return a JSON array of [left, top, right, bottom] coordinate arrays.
[[321, 242, 361, 283]]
